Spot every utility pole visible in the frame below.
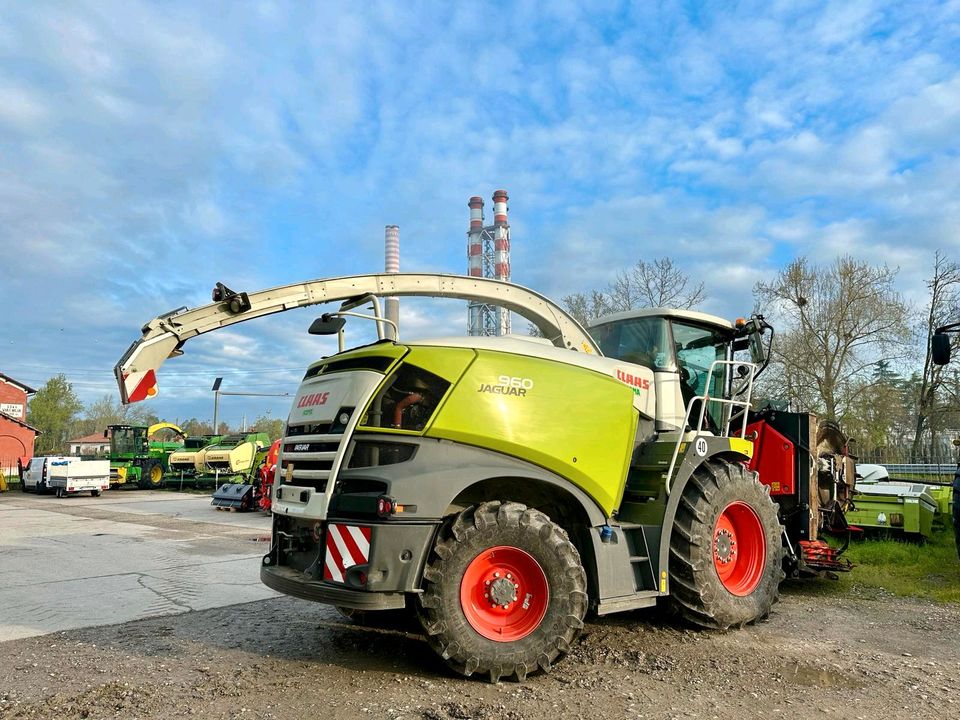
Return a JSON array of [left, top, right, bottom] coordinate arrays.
[[212, 376, 290, 433], [212, 377, 223, 434]]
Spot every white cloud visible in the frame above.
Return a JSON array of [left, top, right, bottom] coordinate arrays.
[[0, 84, 48, 128]]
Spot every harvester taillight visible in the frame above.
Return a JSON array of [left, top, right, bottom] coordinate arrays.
[[377, 495, 396, 517]]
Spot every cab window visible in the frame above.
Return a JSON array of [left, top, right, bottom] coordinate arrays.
[[672, 321, 729, 428], [592, 317, 674, 371]]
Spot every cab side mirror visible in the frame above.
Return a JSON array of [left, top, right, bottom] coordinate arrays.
[[932, 332, 951, 366], [309, 314, 347, 335], [748, 319, 767, 367]]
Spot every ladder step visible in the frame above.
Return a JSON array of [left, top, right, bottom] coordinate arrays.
[[596, 591, 659, 616]]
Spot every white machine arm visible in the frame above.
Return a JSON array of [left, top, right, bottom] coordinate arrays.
[[115, 273, 599, 404]]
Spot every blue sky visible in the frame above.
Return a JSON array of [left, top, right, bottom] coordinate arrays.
[[2, 0, 959, 429]]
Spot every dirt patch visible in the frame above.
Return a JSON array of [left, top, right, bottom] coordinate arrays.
[[1, 589, 958, 720]]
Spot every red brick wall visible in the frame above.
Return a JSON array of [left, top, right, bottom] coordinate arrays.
[[0, 419, 35, 476], [0, 378, 33, 476], [0, 379, 28, 421]]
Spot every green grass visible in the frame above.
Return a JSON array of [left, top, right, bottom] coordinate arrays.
[[786, 528, 960, 604]]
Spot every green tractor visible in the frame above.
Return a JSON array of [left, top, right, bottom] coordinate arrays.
[[106, 422, 185, 489]]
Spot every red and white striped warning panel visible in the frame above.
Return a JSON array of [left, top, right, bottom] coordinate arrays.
[[323, 524, 372, 583]]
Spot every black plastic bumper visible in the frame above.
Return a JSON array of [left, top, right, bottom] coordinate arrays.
[[261, 565, 407, 610]]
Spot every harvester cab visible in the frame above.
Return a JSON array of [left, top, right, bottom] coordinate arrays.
[[115, 273, 785, 681]]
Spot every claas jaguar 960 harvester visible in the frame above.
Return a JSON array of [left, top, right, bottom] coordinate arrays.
[[115, 273, 847, 681]]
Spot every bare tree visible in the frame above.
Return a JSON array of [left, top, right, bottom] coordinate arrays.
[[530, 257, 705, 335], [911, 251, 960, 458], [753, 256, 910, 422], [608, 258, 706, 310], [73, 394, 158, 437], [558, 290, 612, 328]]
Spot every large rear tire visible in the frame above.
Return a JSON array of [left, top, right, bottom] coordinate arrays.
[[139, 461, 163, 489], [418, 501, 587, 683], [669, 459, 783, 629]]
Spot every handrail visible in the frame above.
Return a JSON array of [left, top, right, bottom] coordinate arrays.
[[664, 360, 757, 495]]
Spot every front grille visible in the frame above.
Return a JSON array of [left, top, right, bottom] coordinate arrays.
[[283, 442, 339, 454], [280, 428, 343, 492], [282, 459, 333, 472], [286, 423, 333, 437]]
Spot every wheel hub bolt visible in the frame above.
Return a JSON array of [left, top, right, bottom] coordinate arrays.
[[715, 529, 735, 564]]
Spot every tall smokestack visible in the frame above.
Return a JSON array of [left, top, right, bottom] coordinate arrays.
[[467, 196, 484, 278], [385, 225, 399, 340], [492, 189, 510, 282], [466, 196, 484, 335], [466, 190, 512, 336]]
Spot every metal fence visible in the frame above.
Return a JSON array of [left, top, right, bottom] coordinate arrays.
[[877, 463, 958, 480]]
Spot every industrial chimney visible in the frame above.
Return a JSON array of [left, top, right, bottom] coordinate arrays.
[[466, 190, 511, 336], [385, 225, 399, 340]]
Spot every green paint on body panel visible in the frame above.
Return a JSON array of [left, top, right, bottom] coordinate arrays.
[[426, 350, 637, 515]]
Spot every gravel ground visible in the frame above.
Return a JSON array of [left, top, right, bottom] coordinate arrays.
[[1, 586, 958, 720]]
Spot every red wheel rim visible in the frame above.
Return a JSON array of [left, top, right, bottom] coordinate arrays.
[[713, 501, 766, 596], [460, 546, 549, 642]]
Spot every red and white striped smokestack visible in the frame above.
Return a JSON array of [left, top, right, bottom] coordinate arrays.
[[385, 225, 400, 273], [469, 196, 484, 231], [492, 189, 509, 227], [492, 189, 510, 281], [467, 196, 484, 278]]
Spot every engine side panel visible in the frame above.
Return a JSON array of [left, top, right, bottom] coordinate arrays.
[[425, 349, 639, 516]]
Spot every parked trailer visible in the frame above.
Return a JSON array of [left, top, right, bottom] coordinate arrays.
[[48, 460, 110, 498]]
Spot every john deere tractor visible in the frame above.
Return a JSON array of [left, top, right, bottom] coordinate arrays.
[[106, 422, 184, 488], [115, 273, 782, 681]]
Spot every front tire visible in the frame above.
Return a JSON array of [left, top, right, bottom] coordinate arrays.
[[418, 501, 587, 683], [669, 459, 783, 629]]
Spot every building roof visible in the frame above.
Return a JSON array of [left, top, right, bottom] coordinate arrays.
[[0, 410, 40, 434], [70, 432, 109, 444], [0, 372, 37, 395]]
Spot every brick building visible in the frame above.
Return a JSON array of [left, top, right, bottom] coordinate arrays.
[[0, 373, 39, 476]]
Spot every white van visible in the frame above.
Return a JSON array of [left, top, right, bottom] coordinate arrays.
[[20, 456, 79, 494]]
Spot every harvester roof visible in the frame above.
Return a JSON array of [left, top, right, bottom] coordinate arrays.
[[590, 308, 735, 332]]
